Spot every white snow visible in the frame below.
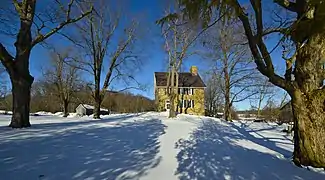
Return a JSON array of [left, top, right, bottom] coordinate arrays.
[[0, 112, 324, 180]]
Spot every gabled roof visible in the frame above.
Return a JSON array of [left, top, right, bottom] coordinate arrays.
[[280, 101, 291, 110], [154, 72, 206, 87], [79, 104, 108, 111]]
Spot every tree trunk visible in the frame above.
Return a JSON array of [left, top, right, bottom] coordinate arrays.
[[93, 92, 102, 119], [224, 101, 231, 121], [63, 100, 69, 117], [180, 94, 184, 114], [169, 94, 176, 118], [7, 10, 34, 128], [290, 31, 325, 167], [9, 76, 33, 128], [223, 57, 232, 121], [224, 78, 231, 121], [168, 67, 177, 118], [257, 97, 262, 118], [291, 90, 325, 167], [93, 65, 102, 119]]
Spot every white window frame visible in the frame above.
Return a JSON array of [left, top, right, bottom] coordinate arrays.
[[189, 88, 193, 95], [180, 88, 184, 95], [182, 100, 187, 108]]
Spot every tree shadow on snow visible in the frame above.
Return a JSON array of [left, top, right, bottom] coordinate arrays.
[[0, 116, 166, 180], [175, 119, 325, 180], [0, 113, 143, 133], [230, 121, 293, 159]]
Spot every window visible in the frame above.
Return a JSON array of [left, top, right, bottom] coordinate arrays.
[[189, 88, 193, 95], [178, 88, 193, 95], [183, 100, 187, 108], [178, 100, 195, 108], [187, 100, 191, 108], [179, 100, 188, 108], [165, 88, 172, 95], [186, 100, 194, 108], [184, 88, 189, 95]]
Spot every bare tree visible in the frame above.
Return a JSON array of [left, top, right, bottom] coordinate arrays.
[[73, 0, 141, 119], [160, 18, 193, 118], [0, 0, 92, 128], [203, 21, 259, 121], [204, 73, 224, 117], [158, 7, 222, 118], [250, 78, 277, 119], [178, 0, 325, 167], [42, 49, 81, 117]]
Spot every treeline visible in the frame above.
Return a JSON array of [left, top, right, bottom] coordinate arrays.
[[0, 83, 154, 114], [237, 101, 291, 122]]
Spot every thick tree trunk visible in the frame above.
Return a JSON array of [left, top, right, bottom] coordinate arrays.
[[62, 100, 69, 117], [7, 8, 34, 128], [290, 31, 325, 167], [291, 90, 325, 167], [9, 77, 33, 128]]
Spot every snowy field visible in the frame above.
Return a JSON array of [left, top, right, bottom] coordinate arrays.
[[0, 112, 324, 180]]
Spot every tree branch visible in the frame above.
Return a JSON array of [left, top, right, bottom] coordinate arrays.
[[31, 6, 93, 47], [102, 31, 134, 90], [273, 0, 297, 12], [233, 0, 290, 91], [231, 86, 258, 103], [12, 0, 22, 15], [0, 43, 14, 72]]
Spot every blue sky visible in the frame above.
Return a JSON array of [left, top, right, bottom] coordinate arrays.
[[1, 0, 289, 110]]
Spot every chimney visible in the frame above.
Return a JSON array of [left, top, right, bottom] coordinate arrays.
[[190, 66, 198, 76]]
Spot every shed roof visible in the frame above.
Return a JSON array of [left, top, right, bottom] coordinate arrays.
[[280, 101, 291, 110], [78, 104, 109, 111]]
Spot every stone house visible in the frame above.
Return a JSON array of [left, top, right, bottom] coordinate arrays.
[[154, 66, 206, 115]]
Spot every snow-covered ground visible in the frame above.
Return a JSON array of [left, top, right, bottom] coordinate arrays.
[[0, 112, 324, 180]]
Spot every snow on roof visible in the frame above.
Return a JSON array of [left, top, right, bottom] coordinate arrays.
[[80, 104, 109, 111]]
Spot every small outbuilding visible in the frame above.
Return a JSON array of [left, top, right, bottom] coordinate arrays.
[[279, 101, 293, 123], [76, 104, 109, 116]]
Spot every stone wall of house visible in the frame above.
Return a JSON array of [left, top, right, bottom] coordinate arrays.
[[155, 87, 205, 116], [156, 88, 169, 111]]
